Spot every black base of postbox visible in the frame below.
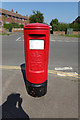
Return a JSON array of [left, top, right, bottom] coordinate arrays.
[[25, 80, 47, 97]]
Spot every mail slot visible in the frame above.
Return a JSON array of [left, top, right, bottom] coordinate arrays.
[[24, 23, 50, 97]]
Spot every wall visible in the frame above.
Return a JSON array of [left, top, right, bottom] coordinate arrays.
[[2, 15, 29, 25], [53, 31, 65, 35], [0, 27, 5, 33], [72, 31, 79, 35], [53, 31, 79, 35], [12, 28, 23, 32]]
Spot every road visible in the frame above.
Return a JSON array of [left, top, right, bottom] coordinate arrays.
[[1, 33, 78, 118]]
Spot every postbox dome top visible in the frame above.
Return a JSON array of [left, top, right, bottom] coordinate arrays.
[[24, 23, 50, 29]]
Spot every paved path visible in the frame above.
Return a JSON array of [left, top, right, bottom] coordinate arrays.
[[1, 33, 78, 118]]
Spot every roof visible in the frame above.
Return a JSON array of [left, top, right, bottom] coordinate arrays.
[[73, 16, 80, 24], [0, 8, 28, 19]]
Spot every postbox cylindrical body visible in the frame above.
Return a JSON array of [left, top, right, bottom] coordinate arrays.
[[24, 23, 50, 97]]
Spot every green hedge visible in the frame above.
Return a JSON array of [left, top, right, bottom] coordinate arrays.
[[4, 23, 24, 30], [69, 23, 80, 31], [52, 23, 80, 31], [50, 19, 80, 31]]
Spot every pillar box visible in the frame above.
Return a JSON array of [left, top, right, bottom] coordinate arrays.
[[24, 23, 50, 97]]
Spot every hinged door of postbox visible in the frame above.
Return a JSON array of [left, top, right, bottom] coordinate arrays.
[[29, 34, 45, 72], [24, 23, 50, 84]]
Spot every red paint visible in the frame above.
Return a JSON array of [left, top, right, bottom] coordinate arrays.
[[24, 23, 50, 84]]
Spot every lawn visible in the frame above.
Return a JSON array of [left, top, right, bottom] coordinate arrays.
[[0, 33, 12, 35], [59, 34, 80, 38]]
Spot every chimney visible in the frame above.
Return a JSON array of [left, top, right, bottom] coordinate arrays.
[[11, 9, 13, 12], [16, 11, 18, 14]]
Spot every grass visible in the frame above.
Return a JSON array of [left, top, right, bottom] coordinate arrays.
[[0, 33, 12, 35], [59, 34, 80, 38], [0, 31, 24, 35]]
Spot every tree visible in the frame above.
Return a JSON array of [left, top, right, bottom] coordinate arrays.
[[69, 23, 80, 31], [50, 18, 70, 31], [29, 10, 44, 23], [50, 18, 80, 31], [50, 18, 59, 26], [50, 18, 59, 31]]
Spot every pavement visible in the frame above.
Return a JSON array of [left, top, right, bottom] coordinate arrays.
[[0, 33, 79, 118]]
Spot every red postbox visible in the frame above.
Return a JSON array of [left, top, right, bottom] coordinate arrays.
[[24, 23, 50, 97]]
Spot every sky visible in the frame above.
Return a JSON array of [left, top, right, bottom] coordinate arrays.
[[2, 2, 78, 24]]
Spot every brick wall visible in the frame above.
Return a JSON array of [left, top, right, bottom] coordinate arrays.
[[0, 8, 29, 26], [0, 27, 5, 33], [53, 31, 79, 35], [2, 15, 29, 25], [72, 31, 79, 35], [53, 31, 65, 35], [12, 28, 23, 32]]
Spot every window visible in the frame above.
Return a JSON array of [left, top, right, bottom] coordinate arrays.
[[6, 22, 9, 24], [15, 17, 17, 20], [0, 21, 3, 27], [5, 14, 9, 18], [18, 18, 21, 20], [0, 13, 2, 16], [22, 18, 24, 21], [11, 16, 13, 19]]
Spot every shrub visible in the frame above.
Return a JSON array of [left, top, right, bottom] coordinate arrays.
[[4, 23, 24, 29], [19, 24, 24, 28], [50, 18, 80, 31], [4, 23, 13, 29], [69, 23, 80, 31]]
